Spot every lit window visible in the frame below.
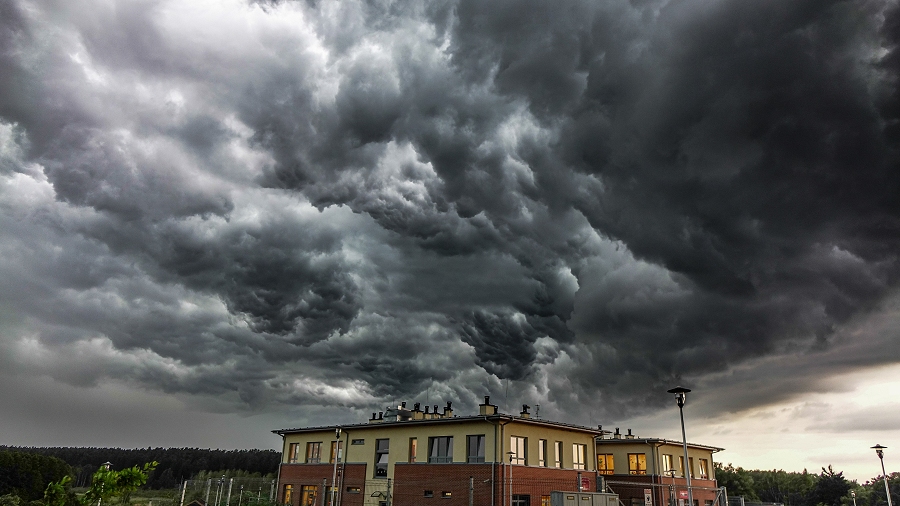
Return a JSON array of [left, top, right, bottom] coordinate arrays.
[[628, 453, 647, 475], [329, 441, 342, 464], [699, 459, 709, 479], [299, 485, 317, 506], [345, 487, 360, 494], [282, 485, 293, 505], [541, 496, 551, 506], [598, 454, 614, 475], [662, 454, 674, 474], [573, 444, 587, 470], [306, 443, 321, 464], [287, 443, 299, 464], [510, 436, 527, 465], [441, 491, 452, 498]]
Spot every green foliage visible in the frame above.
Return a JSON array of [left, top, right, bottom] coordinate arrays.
[[0, 451, 73, 502], [81, 462, 158, 506], [0, 495, 22, 506], [810, 466, 851, 506], [0, 448, 279, 490], [714, 463, 759, 500]]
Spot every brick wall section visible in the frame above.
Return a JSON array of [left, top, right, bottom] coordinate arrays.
[[607, 475, 720, 506], [277, 463, 368, 506], [393, 463, 596, 506]]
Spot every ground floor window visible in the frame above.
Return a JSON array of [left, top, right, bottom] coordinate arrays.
[[512, 494, 531, 506], [282, 485, 293, 506], [541, 495, 551, 506], [300, 485, 317, 506]]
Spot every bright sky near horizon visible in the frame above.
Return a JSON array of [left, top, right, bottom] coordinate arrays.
[[2, 0, 900, 485]]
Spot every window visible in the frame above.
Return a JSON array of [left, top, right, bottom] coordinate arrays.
[[409, 438, 418, 463], [699, 459, 709, 479], [282, 485, 293, 505], [541, 496, 552, 506], [573, 444, 587, 470], [424, 491, 434, 498], [345, 487, 360, 494], [325, 487, 337, 506], [468, 435, 485, 463], [299, 485, 317, 506], [287, 443, 300, 463], [510, 436, 527, 465], [441, 491, 452, 498], [351, 439, 365, 445], [374, 439, 390, 477], [538, 440, 548, 467], [329, 441, 342, 464], [628, 453, 647, 475], [679, 456, 693, 478], [662, 454, 674, 473], [512, 495, 531, 506], [554, 441, 562, 468], [428, 436, 453, 463], [306, 442, 322, 464], [597, 454, 614, 475]]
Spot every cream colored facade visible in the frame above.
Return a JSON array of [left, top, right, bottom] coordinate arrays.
[[274, 401, 603, 481], [594, 435, 722, 478]]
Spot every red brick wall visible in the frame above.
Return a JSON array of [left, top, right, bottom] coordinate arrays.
[[393, 463, 598, 506], [277, 463, 368, 506]]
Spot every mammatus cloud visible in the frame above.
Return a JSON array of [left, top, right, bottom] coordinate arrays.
[[1, 0, 900, 433]]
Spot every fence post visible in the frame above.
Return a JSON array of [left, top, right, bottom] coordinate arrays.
[[226, 479, 234, 506], [205, 479, 212, 506], [179, 482, 187, 506]]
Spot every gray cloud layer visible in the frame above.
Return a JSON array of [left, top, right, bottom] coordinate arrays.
[[2, 0, 899, 429]]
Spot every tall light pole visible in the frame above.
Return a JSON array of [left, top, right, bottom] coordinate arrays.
[[331, 428, 341, 506], [668, 387, 693, 506], [873, 445, 893, 506], [508, 451, 515, 506], [851, 490, 857, 506]]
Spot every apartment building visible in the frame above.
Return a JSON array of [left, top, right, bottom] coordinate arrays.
[[273, 397, 604, 506]]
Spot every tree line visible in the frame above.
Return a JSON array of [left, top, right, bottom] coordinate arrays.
[[715, 463, 900, 506], [0, 447, 280, 490]]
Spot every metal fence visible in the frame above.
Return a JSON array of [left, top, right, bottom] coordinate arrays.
[[177, 478, 276, 506]]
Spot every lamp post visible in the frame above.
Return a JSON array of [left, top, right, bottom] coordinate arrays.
[[873, 445, 893, 506], [331, 428, 341, 506], [851, 490, 857, 506], [668, 387, 693, 506], [508, 451, 515, 506], [666, 469, 677, 506]]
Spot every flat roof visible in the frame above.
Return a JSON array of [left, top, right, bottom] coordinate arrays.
[[595, 437, 724, 452], [273, 413, 605, 436]]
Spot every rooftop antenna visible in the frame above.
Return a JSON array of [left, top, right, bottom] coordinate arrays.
[[535, 404, 540, 419], [504, 378, 509, 413]]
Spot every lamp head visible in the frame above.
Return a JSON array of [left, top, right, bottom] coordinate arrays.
[[335, 427, 342, 439], [668, 386, 691, 408], [873, 444, 887, 459]]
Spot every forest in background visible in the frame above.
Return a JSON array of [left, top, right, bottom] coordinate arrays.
[[0, 447, 280, 490], [715, 463, 900, 506]]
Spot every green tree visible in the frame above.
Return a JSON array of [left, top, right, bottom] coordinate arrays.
[[81, 462, 158, 506], [714, 463, 758, 500], [810, 466, 851, 506]]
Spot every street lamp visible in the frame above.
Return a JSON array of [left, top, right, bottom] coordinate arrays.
[[851, 490, 857, 506], [508, 451, 515, 506], [666, 469, 677, 506], [331, 428, 342, 506], [873, 445, 893, 506], [668, 387, 694, 506]]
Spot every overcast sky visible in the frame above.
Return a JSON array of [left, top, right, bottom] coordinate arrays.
[[2, 0, 900, 483]]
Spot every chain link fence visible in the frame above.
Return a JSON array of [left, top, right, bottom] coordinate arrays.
[[176, 478, 276, 506]]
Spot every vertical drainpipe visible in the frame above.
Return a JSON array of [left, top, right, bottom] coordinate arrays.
[[592, 435, 599, 491], [276, 432, 284, 504], [494, 417, 511, 506]]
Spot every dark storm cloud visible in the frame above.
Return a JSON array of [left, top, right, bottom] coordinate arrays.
[[1, 0, 900, 430]]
